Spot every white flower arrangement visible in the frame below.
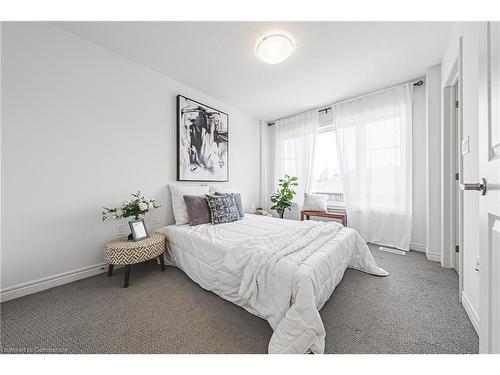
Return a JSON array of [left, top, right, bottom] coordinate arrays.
[[102, 190, 160, 221]]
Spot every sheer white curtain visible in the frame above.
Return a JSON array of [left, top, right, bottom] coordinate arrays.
[[273, 110, 318, 209], [334, 84, 413, 250]]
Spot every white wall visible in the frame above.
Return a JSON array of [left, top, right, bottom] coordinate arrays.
[[426, 64, 442, 262], [1, 22, 261, 296], [441, 22, 481, 331]]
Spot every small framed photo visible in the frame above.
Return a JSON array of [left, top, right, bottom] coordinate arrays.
[[129, 219, 149, 241]]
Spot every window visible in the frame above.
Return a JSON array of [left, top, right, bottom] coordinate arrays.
[[366, 117, 401, 168], [311, 127, 344, 205], [282, 137, 303, 177]]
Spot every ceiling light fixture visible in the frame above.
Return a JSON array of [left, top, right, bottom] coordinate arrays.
[[256, 33, 294, 64]]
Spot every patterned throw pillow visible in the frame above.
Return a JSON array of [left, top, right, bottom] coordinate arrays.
[[205, 194, 240, 225], [214, 192, 244, 218]]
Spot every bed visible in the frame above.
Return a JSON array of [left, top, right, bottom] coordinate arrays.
[[157, 213, 388, 354]]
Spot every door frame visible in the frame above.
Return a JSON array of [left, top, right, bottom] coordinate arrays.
[[451, 81, 462, 274], [441, 36, 464, 301]]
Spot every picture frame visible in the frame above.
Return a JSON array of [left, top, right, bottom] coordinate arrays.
[[177, 95, 229, 182], [128, 219, 149, 241]]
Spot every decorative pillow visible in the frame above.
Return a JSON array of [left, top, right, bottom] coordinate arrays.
[[214, 192, 244, 218], [169, 184, 209, 225], [205, 194, 240, 225], [183, 195, 211, 226], [302, 193, 328, 212]]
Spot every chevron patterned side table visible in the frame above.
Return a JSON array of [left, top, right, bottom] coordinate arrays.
[[104, 232, 166, 288]]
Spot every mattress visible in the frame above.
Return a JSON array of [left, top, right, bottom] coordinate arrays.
[[157, 214, 300, 310]]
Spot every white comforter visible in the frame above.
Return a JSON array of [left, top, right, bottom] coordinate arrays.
[[159, 214, 388, 354]]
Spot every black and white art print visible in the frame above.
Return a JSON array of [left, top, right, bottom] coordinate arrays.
[[177, 95, 229, 182]]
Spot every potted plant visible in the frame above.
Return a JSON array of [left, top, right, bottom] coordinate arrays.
[[102, 190, 160, 239], [270, 175, 298, 219]]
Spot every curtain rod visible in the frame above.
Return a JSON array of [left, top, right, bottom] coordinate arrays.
[[267, 79, 424, 126]]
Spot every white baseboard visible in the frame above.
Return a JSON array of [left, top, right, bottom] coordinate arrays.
[[461, 291, 480, 334], [0, 263, 109, 303], [426, 251, 441, 262], [410, 242, 426, 253]]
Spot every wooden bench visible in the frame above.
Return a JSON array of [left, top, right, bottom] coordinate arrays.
[[300, 210, 347, 226]]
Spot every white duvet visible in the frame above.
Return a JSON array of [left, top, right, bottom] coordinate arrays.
[[159, 214, 388, 354]]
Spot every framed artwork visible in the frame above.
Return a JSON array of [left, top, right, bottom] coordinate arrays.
[[128, 219, 149, 241], [177, 95, 229, 181]]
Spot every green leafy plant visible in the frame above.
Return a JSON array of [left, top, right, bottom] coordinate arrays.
[[102, 190, 160, 221], [270, 175, 298, 219]]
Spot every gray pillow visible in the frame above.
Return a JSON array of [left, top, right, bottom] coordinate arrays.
[[214, 192, 244, 218], [205, 194, 240, 225], [183, 195, 211, 226]]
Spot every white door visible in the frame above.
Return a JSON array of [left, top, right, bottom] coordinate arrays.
[[478, 22, 500, 354]]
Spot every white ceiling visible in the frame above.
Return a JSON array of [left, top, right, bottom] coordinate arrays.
[[56, 22, 452, 121]]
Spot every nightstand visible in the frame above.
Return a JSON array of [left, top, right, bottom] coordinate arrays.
[[104, 232, 166, 288]]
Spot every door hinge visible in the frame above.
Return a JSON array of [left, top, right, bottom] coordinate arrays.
[[455, 100, 459, 108], [455, 172, 459, 181], [455, 245, 460, 253]]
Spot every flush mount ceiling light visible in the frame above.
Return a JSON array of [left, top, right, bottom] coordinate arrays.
[[256, 33, 294, 64]]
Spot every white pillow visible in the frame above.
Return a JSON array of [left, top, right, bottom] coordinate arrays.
[[169, 184, 209, 225], [302, 193, 328, 212]]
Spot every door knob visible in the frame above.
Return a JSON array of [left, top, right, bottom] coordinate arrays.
[[461, 178, 488, 195]]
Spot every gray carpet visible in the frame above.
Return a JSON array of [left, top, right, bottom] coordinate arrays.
[[0, 246, 478, 354]]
